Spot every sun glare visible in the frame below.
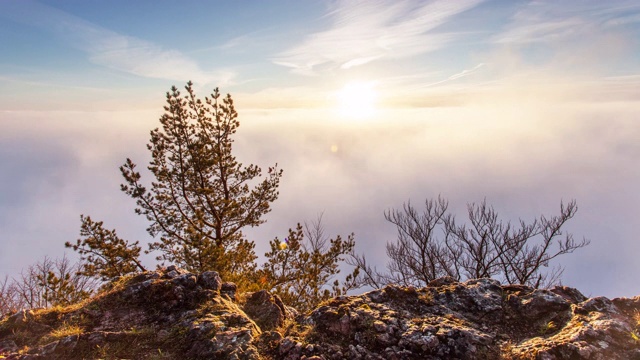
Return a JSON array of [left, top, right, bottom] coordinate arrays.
[[336, 81, 378, 118]]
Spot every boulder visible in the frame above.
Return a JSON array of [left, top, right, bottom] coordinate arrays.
[[197, 271, 222, 292], [243, 290, 293, 331]]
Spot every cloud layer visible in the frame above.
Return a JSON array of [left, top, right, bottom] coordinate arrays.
[[2, 94, 639, 298]]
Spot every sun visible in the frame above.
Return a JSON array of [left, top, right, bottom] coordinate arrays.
[[336, 81, 378, 118]]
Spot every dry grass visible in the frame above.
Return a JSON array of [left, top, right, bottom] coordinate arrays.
[[33, 302, 82, 319], [630, 310, 640, 343], [50, 322, 84, 339], [39, 322, 84, 345], [539, 321, 557, 336], [277, 317, 312, 339]]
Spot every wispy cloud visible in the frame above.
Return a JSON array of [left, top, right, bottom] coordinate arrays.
[[447, 63, 485, 80], [418, 63, 485, 88], [1, 0, 232, 84], [494, 1, 640, 44], [273, 0, 484, 75]]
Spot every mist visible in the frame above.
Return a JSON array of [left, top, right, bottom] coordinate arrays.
[[2, 87, 638, 297]]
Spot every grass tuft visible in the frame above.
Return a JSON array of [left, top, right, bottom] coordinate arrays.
[[39, 322, 84, 345]]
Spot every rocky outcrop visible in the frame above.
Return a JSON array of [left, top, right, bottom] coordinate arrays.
[[274, 279, 640, 359], [0, 268, 638, 359], [0, 266, 270, 359]]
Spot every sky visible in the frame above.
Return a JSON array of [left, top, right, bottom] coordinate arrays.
[[1, 0, 639, 298]]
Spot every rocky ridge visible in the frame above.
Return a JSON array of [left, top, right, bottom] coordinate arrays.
[[0, 267, 638, 359]]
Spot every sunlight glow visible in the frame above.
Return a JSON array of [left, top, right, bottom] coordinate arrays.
[[336, 81, 378, 118]]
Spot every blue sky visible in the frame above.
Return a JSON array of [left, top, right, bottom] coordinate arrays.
[[1, 0, 640, 298]]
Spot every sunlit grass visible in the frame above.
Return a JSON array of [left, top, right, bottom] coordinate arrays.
[[50, 322, 84, 339], [39, 321, 84, 345]]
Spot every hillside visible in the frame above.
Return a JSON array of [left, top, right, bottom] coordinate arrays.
[[1, 266, 639, 359]]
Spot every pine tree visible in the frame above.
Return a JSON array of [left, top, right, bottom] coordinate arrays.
[[120, 82, 282, 283], [260, 217, 359, 312], [65, 215, 146, 281]]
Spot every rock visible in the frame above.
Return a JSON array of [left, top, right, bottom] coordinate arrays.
[[550, 285, 588, 304], [221, 282, 238, 301], [518, 288, 572, 320], [279, 337, 297, 354], [612, 295, 640, 313], [7, 309, 35, 325], [172, 273, 198, 289], [243, 290, 293, 331], [0, 266, 638, 360], [279, 280, 640, 359], [198, 271, 222, 291], [0, 340, 18, 354], [163, 264, 190, 279], [428, 276, 458, 287], [0, 266, 260, 360]]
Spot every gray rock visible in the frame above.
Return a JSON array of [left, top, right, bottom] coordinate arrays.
[[198, 271, 222, 291]]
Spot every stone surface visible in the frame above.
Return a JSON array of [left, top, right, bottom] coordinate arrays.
[[221, 282, 238, 301], [276, 278, 640, 360], [198, 270, 223, 292], [1, 270, 638, 360], [243, 290, 291, 331], [0, 267, 259, 360]]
